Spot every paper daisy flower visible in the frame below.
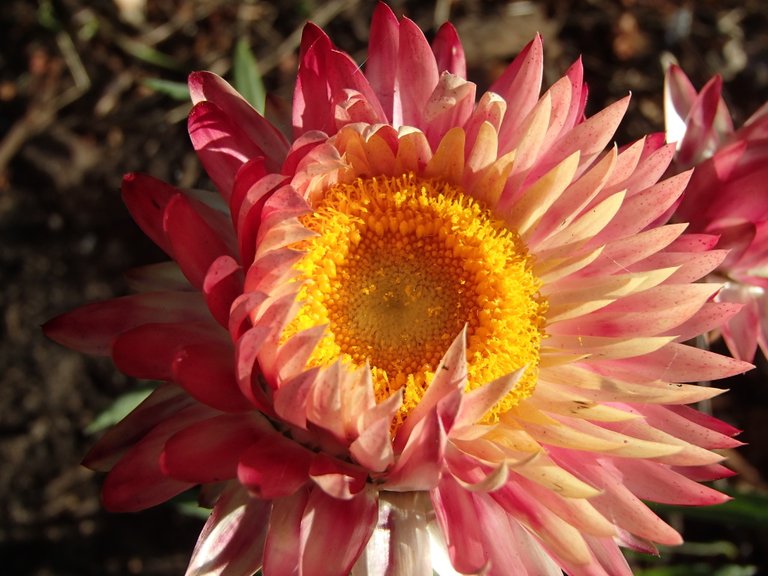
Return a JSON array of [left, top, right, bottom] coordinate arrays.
[[665, 64, 768, 362], [46, 5, 751, 575]]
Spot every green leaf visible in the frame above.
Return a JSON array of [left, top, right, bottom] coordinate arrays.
[[120, 37, 181, 70], [142, 78, 191, 101], [38, 0, 60, 31], [86, 386, 154, 434], [233, 37, 266, 114]]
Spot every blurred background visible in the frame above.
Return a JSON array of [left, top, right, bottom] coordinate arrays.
[[2, 0, 768, 574]]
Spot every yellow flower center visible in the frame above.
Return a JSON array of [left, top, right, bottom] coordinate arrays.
[[285, 174, 546, 427]]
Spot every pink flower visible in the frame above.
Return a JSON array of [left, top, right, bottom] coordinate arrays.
[[665, 64, 768, 362], [46, 6, 750, 575]]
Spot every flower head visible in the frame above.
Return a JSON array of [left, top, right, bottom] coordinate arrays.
[[46, 6, 750, 575], [665, 64, 768, 361]]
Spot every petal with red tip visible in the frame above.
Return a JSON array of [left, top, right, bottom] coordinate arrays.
[[366, 3, 401, 124], [43, 292, 209, 356], [163, 193, 236, 289], [188, 71, 288, 172], [397, 17, 439, 129], [121, 172, 179, 256], [432, 22, 466, 78], [188, 101, 265, 201]]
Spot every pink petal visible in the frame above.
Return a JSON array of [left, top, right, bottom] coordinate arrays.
[[188, 101, 264, 201], [163, 193, 236, 289], [274, 325, 326, 381], [719, 283, 760, 362], [453, 368, 525, 430], [227, 291, 269, 341], [112, 320, 227, 380], [490, 478, 594, 566], [230, 156, 267, 225], [101, 406, 212, 512], [234, 325, 273, 412], [562, 57, 587, 131], [121, 172, 178, 256], [83, 383, 196, 471], [424, 73, 476, 148], [384, 399, 451, 491], [672, 463, 736, 482], [536, 96, 630, 181], [677, 75, 724, 166], [604, 142, 676, 199], [238, 432, 313, 499], [236, 173, 288, 269], [471, 494, 567, 576], [397, 17, 439, 129], [653, 403, 741, 443], [432, 22, 466, 78], [188, 71, 288, 172], [306, 361, 347, 442], [161, 413, 267, 483], [43, 292, 209, 356], [664, 301, 742, 343], [366, 3, 400, 124], [395, 328, 467, 450], [300, 487, 378, 576], [492, 35, 544, 153], [281, 131, 328, 181], [272, 367, 319, 429], [171, 341, 252, 413], [580, 535, 633, 576], [610, 458, 729, 506], [349, 415, 395, 473], [431, 475, 488, 574], [293, 23, 386, 136], [185, 484, 270, 576], [263, 489, 310, 576], [203, 255, 244, 328], [293, 24, 334, 135], [601, 342, 752, 382], [549, 449, 683, 546], [256, 185, 312, 248], [309, 453, 367, 499], [591, 170, 690, 244]]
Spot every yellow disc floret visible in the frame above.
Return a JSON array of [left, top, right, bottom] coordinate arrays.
[[284, 173, 546, 427]]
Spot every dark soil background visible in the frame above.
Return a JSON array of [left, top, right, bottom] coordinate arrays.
[[2, 1, 768, 574]]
